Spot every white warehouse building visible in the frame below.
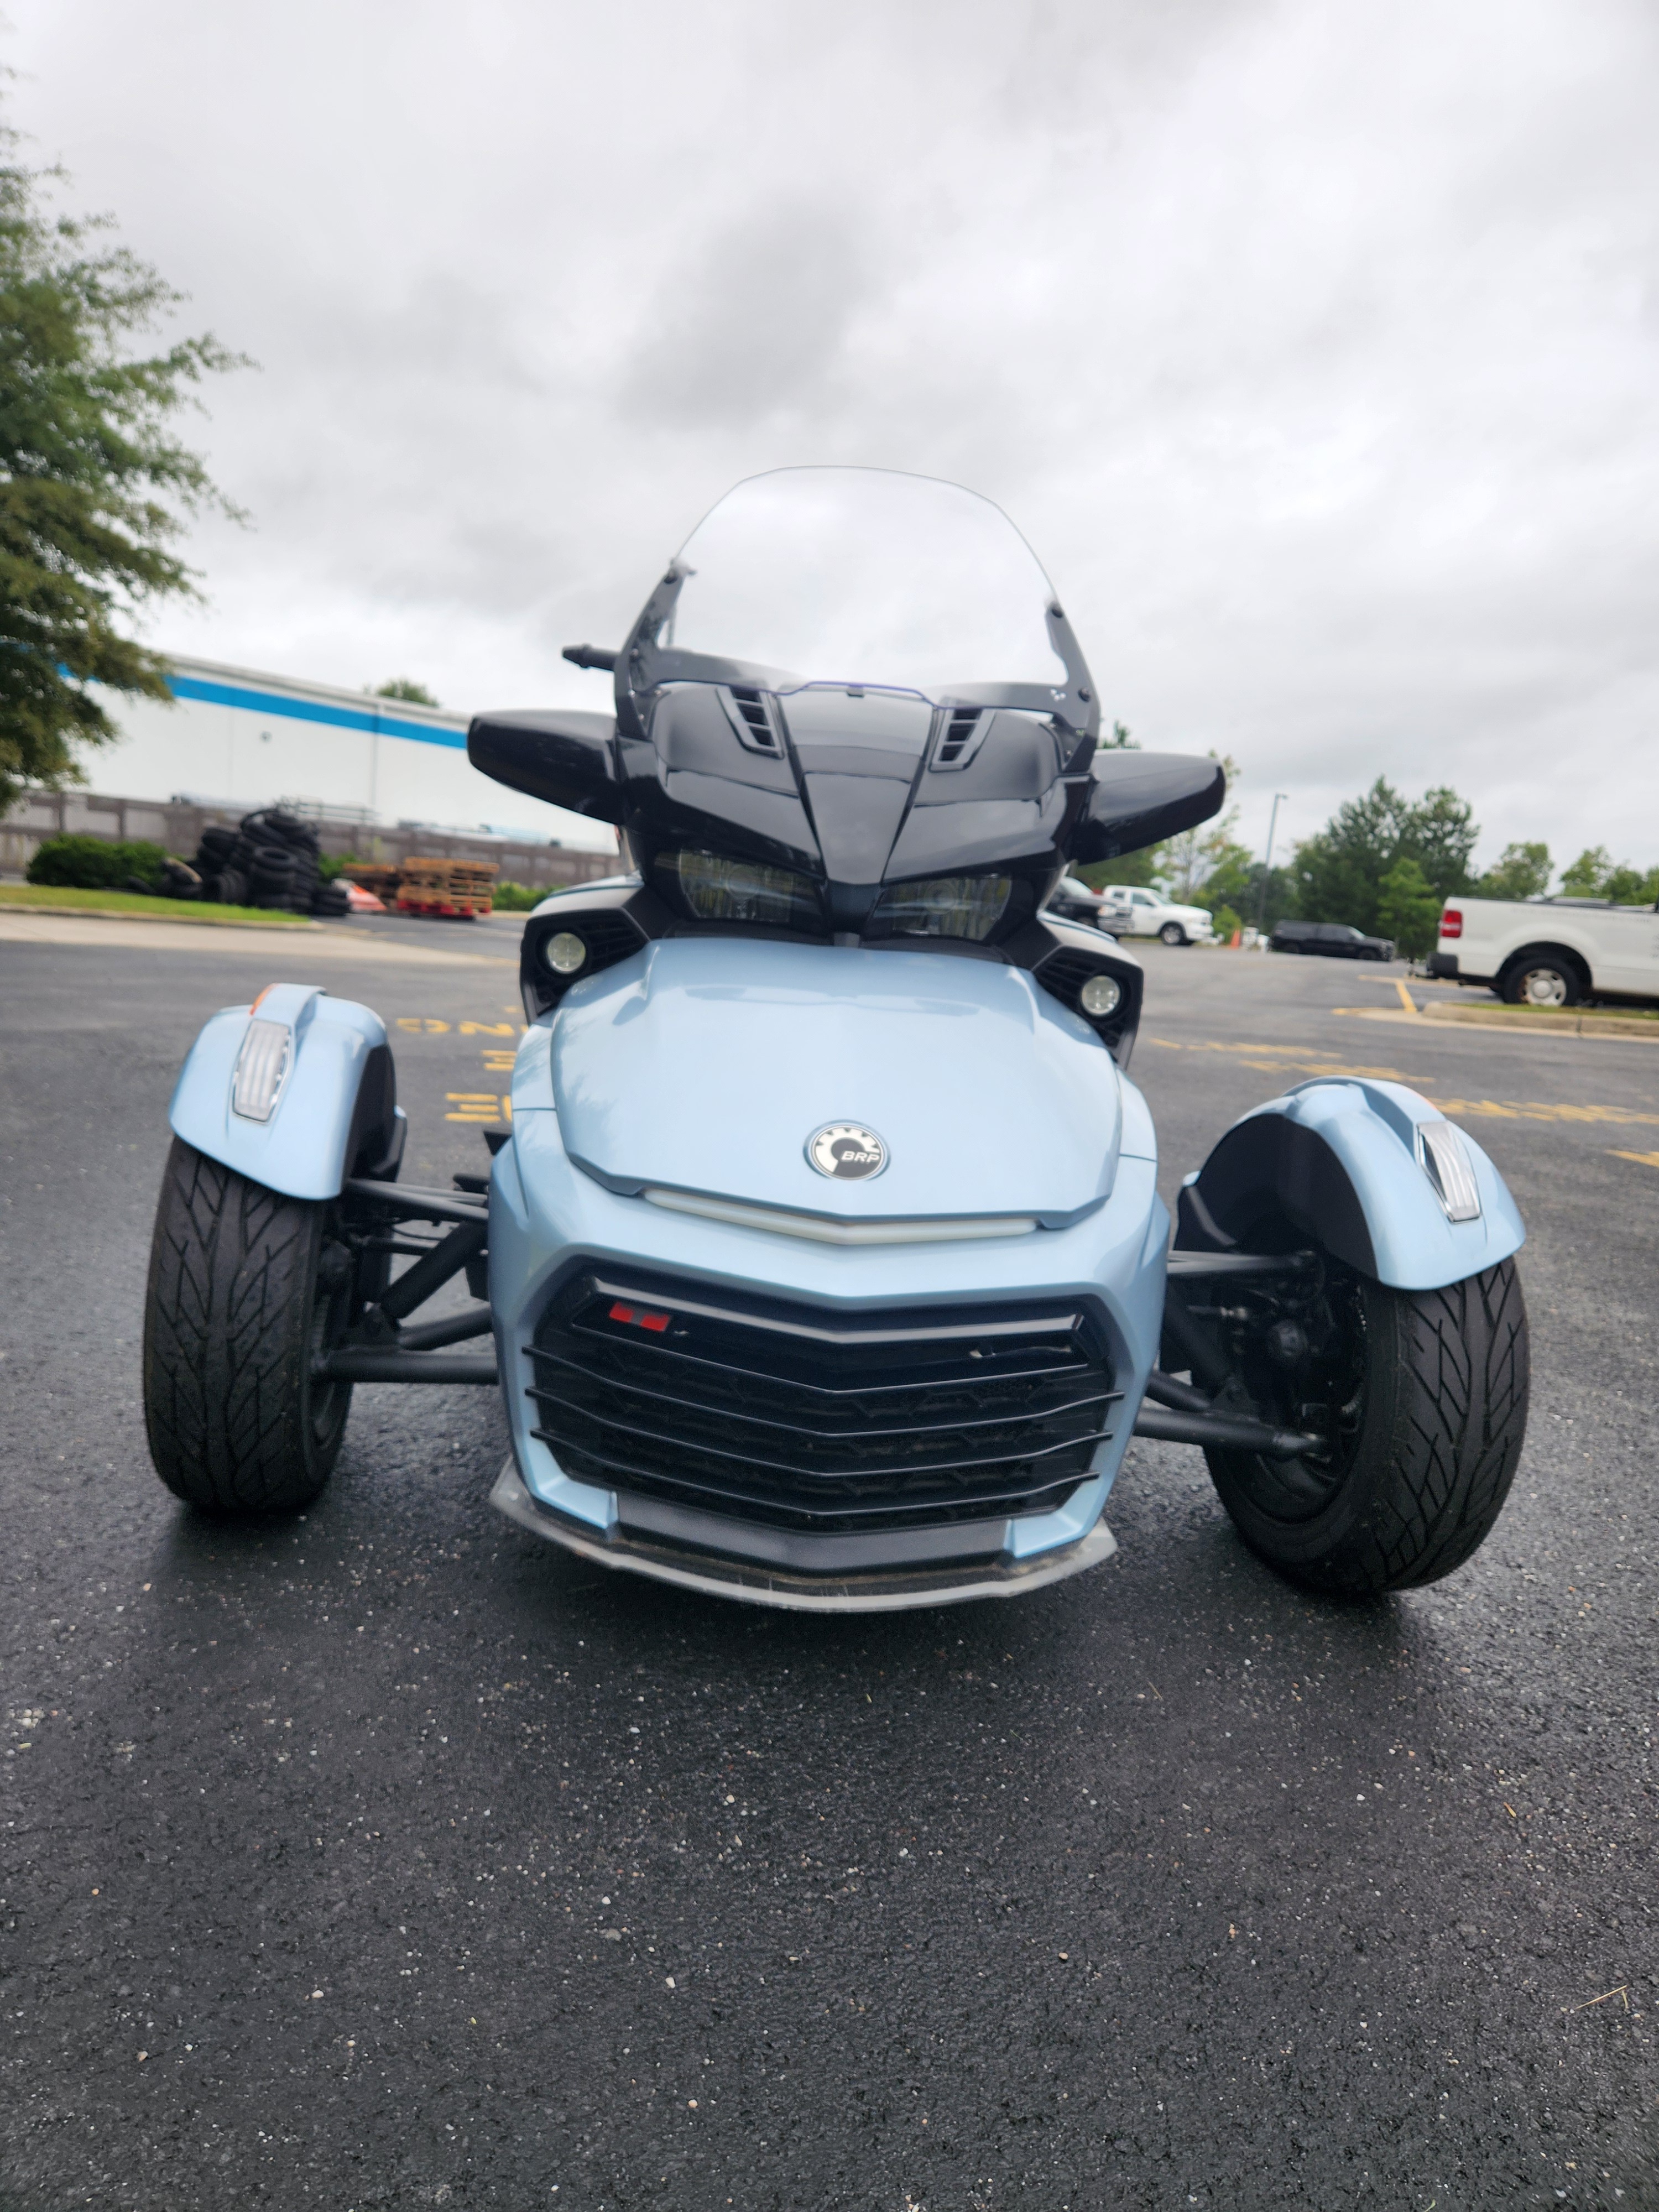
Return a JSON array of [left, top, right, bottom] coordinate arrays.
[[82, 653, 613, 851]]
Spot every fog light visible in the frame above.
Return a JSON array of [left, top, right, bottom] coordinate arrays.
[[231, 1018, 292, 1121], [544, 931, 587, 975], [1079, 973, 1121, 1019]]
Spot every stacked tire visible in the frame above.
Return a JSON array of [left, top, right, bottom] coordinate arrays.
[[189, 808, 351, 918]]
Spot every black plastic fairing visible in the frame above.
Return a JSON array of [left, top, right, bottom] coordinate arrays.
[[467, 709, 624, 823], [1071, 753, 1226, 865]]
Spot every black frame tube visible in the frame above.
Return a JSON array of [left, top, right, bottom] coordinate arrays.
[[316, 1349, 499, 1385], [1133, 1402, 1320, 1458], [344, 1178, 489, 1227], [398, 1305, 494, 1350], [378, 1220, 488, 1323]]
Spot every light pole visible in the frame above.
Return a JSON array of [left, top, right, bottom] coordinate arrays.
[[1255, 793, 1288, 940]]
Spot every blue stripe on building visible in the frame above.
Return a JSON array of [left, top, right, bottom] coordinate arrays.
[[166, 674, 469, 750]]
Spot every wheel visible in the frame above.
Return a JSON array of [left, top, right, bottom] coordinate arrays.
[[1202, 1258, 1528, 1595], [143, 1138, 356, 1514], [1500, 955, 1580, 1008], [1159, 922, 1187, 947]]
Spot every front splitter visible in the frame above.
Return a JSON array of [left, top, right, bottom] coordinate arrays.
[[489, 1459, 1118, 1614]]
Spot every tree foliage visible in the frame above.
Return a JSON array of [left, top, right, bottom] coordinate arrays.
[[1474, 841, 1551, 901], [1557, 845, 1659, 905], [1288, 778, 1477, 935], [374, 677, 439, 707], [0, 116, 247, 811], [1558, 846, 1610, 897], [1376, 856, 1441, 957]]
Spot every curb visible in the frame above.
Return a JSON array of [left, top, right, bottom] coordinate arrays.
[[1331, 1002, 1659, 1045], [1421, 1001, 1659, 1040]]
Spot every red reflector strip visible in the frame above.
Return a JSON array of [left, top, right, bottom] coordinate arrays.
[[608, 1301, 672, 1332]]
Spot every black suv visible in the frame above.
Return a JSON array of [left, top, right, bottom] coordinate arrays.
[[1270, 919, 1395, 962]]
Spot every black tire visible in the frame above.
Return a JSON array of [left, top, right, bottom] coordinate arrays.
[[1159, 921, 1187, 947], [143, 1138, 355, 1515], [1499, 951, 1582, 1008], [1204, 1259, 1528, 1595]]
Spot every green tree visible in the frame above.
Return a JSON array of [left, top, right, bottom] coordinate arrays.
[[374, 677, 439, 707], [1398, 785, 1478, 904], [0, 120, 246, 811], [1557, 846, 1609, 896], [1376, 855, 1441, 958], [1098, 718, 1138, 749], [1289, 777, 1477, 936], [1242, 858, 1293, 933], [1603, 862, 1659, 906], [1474, 841, 1551, 901], [1197, 836, 1255, 912]]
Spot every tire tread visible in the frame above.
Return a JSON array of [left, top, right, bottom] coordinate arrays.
[[143, 1138, 345, 1514]]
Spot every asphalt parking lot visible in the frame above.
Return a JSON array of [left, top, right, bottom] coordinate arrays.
[[1, 919, 1655, 2211]]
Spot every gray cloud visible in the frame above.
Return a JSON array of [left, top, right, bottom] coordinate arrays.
[[620, 200, 877, 427], [8, 0, 1658, 867]]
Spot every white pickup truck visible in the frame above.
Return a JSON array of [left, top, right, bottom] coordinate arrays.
[[1094, 884, 1216, 946], [1429, 895, 1659, 1006]]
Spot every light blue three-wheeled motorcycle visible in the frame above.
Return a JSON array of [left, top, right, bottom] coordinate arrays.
[[143, 468, 1530, 1611]]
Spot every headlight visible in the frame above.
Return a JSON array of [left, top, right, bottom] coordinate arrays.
[[866, 875, 1012, 942], [1079, 973, 1121, 1018], [542, 930, 588, 975], [666, 851, 824, 931]]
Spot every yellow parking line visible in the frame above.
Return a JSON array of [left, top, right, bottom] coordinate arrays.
[[1395, 979, 1417, 1014], [1610, 1149, 1659, 1168]]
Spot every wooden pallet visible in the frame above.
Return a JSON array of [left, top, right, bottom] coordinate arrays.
[[394, 857, 499, 918]]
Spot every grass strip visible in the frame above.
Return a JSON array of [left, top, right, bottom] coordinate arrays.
[[0, 885, 321, 927]]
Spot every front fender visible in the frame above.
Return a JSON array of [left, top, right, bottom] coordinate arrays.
[[168, 983, 401, 1201], [1181, 1077, 1524, 1291]]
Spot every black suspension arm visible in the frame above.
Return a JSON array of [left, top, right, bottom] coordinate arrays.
[[378, 1219, 488, 1323], [398, 1305, 494, 1350], [316, 1349, 498, 1385]]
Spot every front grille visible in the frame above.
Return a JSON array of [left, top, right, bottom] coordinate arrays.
[[526, 1271, 1119, 1536]]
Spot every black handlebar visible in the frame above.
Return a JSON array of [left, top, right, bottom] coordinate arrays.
[[562, 644, 617, 672]]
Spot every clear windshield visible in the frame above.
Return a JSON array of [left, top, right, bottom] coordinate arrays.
[[663, 467, 1068, 699]]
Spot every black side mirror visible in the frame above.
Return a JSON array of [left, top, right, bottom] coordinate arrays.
[[1068, 752, 1225, 865], [467, 709, 624, 823]]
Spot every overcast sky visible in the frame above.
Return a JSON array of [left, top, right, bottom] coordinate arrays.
[[8, 0, 1657, 873]]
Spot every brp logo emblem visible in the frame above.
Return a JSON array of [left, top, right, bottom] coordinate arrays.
[[806, 1123, 888, 1181]]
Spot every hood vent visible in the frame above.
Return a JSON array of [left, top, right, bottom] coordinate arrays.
[[722, 685, 781, 754], [932, 707, 983, 769]]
